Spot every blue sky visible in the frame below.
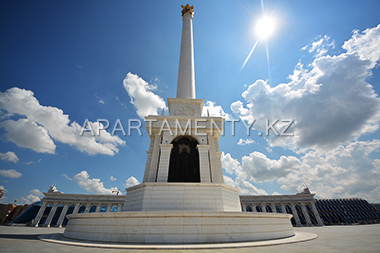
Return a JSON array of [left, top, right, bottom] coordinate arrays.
[[1, 0, 380, 204]]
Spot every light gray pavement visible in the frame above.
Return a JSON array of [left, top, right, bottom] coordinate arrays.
[[0, 224, 379, 252]]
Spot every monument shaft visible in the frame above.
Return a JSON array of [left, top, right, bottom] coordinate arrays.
[[177, 6, 195, 99]]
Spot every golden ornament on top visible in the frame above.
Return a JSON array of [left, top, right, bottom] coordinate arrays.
[[181, 4, 194, 17]]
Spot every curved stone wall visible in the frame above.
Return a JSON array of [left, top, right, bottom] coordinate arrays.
[[64, 211, 294, 244]]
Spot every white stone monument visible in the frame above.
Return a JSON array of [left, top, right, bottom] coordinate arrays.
[[63, 4, 295, 244]]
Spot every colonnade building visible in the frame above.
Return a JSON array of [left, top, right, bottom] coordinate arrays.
[[10, 184, 379, 228]]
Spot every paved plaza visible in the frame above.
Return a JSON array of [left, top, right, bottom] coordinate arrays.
[[0, 224, 379, 252]]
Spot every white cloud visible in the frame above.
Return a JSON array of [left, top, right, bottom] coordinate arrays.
[[202, 101, 232, 120], [1, 119, 56, 154], [124, 176, 140, 188], [0, 169, 22, 178], [123, 73, 166, 118], [0, 151, 19, 163], [61, 174, 72, 181], [343, 24, 380, 68], [302, 35, 335, 57], [231, 25, 380, 152], [223, 175, 268, 195], [17, 189, 43, 205], [29, 189, 42, 196], [0, 87, 125, 155], [110, 176, 116, 181], [73, 170, 118, 194], [237, 138, 255, 145], [19, 194, 41, 205], [222, 139, 380, 202]]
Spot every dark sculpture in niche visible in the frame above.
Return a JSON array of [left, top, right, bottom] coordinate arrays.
[[168, 136, 200, 182]]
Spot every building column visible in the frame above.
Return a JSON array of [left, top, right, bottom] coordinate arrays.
[[197, 145, 211, 183], [262, 204, 267, 212], [106, 204, 111, 212], [301, 202, 313, 226], [55, 203, 69, 228], [281, 203, 287, 213], [214, 152, 224, 183], [43, 202, 58, 227], [311, 202, 324, 226], [142, 151, 152, 183], [156, 144, 173, 182], [252, 204, 257, 212], [117, 203, 123, 212], [208, 136, 223, 183], [271, 203, 277, 213], [72, 203, 81, 214], [95, 204, 102, 213], [148, 134, 161, 182], [291, 203, 302, 227], [84, 203, 91, 213], [31, 201, 48, 227]]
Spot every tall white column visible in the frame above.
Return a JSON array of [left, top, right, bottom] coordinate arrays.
[[197, 145, 211, 183], [311, 202, 324, 226], [95, 204, 102, 213], [177, 5, 195, 99], [117, 203, 123, 212], [252, 204, 257, 212], [106, 204, 111, 212], [55, 203, 69, 228], [291, 203, 302, 227], [148, 134, 161, 182], [31, 201, 47, 227], [156, 144, 173, 182], [43, 202, 58, 227], [301, 202, 313, 226]]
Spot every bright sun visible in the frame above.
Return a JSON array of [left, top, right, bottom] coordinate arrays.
[[256, 16, 275, 39]]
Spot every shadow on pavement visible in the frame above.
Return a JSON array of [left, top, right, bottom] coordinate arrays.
[[0, 234, 39, 240]]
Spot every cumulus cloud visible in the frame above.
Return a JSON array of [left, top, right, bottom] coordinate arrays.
[[1, 119, 56, 154], [0, 87, 125, 155], [202, 101, 232, 119], [222, 140, 380, 202], [0, 169, 22, 178], [74, 170, 118, 194], [123, 73, 166, 118], [231, 25, 380, 151], [0, 151, 19, 163], [223, 175, 268, 195], [110, 176, 116, 181], [124, 176, 140, 188], [29, 189, 42, 196], [18, 189, 43, 205], [237, 138, 255, 145], [19, 194, 41, 204]]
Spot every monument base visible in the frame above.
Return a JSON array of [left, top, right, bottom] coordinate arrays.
[[122, 183, 242, 212], [63, 211, 295, 243]]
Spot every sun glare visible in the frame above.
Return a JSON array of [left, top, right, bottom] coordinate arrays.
[[256, 16, 275, 39]]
